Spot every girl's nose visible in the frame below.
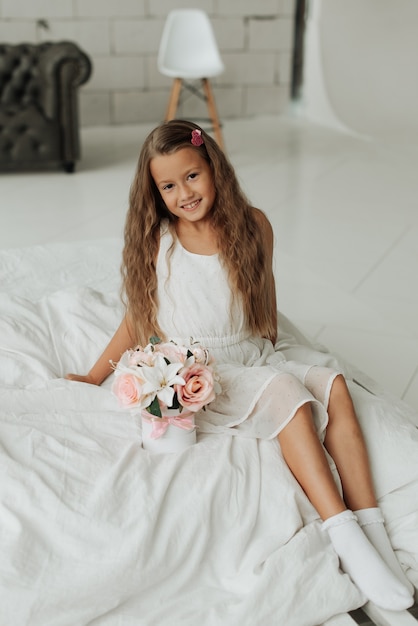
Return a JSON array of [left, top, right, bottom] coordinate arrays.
[[178, 183, 193, 201]]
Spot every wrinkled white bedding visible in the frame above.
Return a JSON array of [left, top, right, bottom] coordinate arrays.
[[1, 240, 417, 626]]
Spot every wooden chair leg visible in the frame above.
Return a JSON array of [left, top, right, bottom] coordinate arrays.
[[165, 78, 182, 121], [202, 78, 224, 150]]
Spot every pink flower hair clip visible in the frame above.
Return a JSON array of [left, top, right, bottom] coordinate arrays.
[[191, 129, 204, 146]]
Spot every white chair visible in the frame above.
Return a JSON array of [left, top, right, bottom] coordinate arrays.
[[158, 9, 225, 149]]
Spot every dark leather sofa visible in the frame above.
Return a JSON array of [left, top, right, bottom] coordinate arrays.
[[0, 41, 92, 173]]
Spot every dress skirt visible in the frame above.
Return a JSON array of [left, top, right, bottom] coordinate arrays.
[[193, 336, 341, 441]]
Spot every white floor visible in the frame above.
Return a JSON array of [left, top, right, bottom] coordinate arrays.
[[1, 113, 418, 412]]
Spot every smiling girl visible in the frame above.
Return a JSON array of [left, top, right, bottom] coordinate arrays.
[[66, 120, 414, 612]]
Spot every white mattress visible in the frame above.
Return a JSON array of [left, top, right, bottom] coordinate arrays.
[[1, 240, 417, 626]]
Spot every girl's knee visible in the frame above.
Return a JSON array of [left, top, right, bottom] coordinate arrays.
[[329, 374, 350, 401], [328, 374, 357, 422]]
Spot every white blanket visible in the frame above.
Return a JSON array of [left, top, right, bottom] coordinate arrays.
[[1, 240, 417, 626]]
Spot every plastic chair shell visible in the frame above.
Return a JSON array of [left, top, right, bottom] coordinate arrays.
[[158, 9, 224, 80]]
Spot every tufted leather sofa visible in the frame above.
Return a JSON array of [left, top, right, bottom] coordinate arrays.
[[0, 41, 92, 173]]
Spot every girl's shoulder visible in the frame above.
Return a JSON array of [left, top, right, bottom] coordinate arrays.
[[251, 207, 274, 240]]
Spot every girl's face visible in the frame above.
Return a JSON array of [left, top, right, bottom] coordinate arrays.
[[150, 148, 216, 224]]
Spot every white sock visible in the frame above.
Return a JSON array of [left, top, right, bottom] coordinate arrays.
[[322, 510, 414, 610], [355, 507, 414, 595]]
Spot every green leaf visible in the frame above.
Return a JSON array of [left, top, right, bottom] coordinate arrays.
[[147, 396, 162, 417], [170, 393, 180, 410], [149, 336, 161, 345]]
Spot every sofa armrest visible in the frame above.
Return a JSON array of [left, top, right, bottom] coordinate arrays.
[[38, 41, 92, 120], [38, 41, 92, 164]]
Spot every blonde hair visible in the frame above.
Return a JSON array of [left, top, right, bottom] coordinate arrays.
[[122, 119, 276, 346]]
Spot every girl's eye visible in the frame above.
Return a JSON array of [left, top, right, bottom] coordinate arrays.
[[162, 183, 174, 191], [188, 172, 198, 180]]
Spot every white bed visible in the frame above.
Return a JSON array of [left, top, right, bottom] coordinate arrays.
[[1, 240, 417, 626]]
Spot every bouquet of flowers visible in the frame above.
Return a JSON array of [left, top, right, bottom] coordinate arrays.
[[112, 337, 218, 439]]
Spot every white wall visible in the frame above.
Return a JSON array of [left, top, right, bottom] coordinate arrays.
[[0, 0, 295, 126], [302, 0, 418, 140]]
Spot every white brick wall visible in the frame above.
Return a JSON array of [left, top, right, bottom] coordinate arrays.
[[0, 0, 296, 126]]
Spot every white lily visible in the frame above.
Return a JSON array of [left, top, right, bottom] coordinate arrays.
[[140, 354, 186, 407]]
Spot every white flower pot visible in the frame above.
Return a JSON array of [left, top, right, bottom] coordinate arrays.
[[141, 410, 196, 454]]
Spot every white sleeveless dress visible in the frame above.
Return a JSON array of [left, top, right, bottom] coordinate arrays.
[[157, 222, 340, 440]]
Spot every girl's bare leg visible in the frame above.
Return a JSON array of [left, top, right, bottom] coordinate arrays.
[[277, 374, 376, 516], [325, 375, 414, 594], [324, 374, 377, 511], [277, 402, 346, 520], [277, 387, 413, 610]]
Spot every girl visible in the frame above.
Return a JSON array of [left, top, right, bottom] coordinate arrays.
[[67, 120, 414, 611]]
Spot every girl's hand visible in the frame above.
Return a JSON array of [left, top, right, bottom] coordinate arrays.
[[64, 316, 134, 387], [65, 373, 99, 385]]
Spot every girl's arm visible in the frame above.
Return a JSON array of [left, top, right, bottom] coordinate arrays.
[[66, 315, 135, 385]]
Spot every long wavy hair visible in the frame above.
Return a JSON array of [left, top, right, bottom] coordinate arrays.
[[122, 119, 276, 346]]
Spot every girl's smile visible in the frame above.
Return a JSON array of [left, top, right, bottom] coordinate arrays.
[[150, 148, 216, 224], [182, 199, 201, 211]]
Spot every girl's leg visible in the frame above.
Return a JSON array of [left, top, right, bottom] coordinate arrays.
[[277, 400, 413, 610], [323, 374, 376, 511], [277, 402, 346, 520], [324, 375, 414, 594]]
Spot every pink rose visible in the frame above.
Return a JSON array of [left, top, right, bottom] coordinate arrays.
[[154, 342, 188, 364], [175, 364, 215, 412], [112, 372, 144, 408]]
